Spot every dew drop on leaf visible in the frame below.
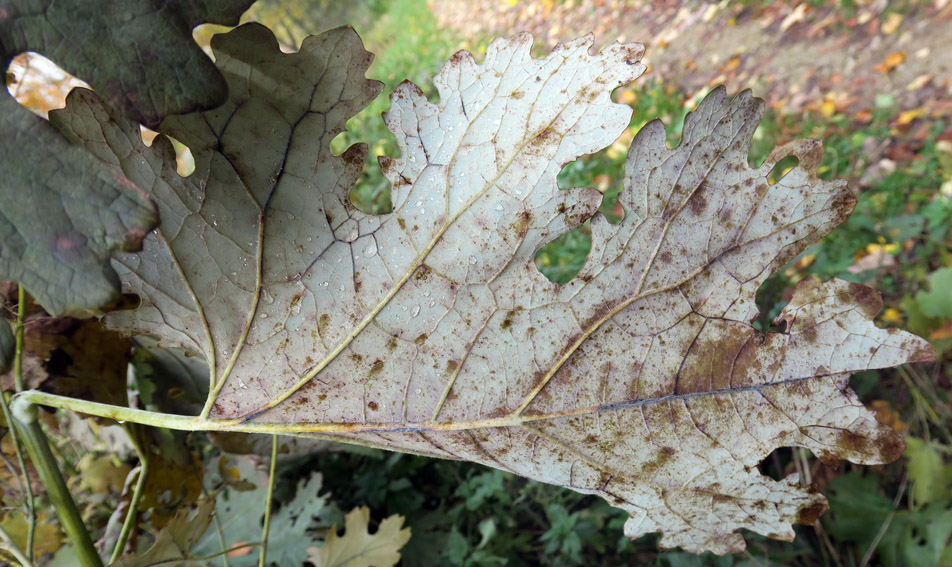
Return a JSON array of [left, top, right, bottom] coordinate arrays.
[[363, 241, 378, 257]]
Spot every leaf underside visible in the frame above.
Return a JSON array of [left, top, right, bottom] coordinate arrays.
[[0, 0, 254, 314], [59, 23, 934, 553]]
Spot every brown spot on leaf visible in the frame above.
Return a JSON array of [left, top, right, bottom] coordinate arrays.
[[688, 183, 709, 215], [848, 282, 882, 318], [368, 401, 378, 411], [369, 359, 384, 379], [796, 501, 827, 525], [445, 359, 460, 375]]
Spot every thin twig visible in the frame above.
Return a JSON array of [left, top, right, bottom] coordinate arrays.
[[201, 483, 231, 567], [259, 435, 279, 567], [109, 426, 150, 564], [859, 472, 907, 567], [143, 542, 260, 567], [0, 285, 37, 562]]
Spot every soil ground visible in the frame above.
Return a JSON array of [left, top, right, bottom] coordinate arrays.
[[431, 1, 952, 120]]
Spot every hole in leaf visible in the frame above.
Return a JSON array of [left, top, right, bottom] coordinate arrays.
[[534, 221, 592, 284], [752, 271, 792, 334], [758, 447, 795, 481], [140, 128, 195, 177], [767, 155, 799, 185], [5, 52, 87, 118]]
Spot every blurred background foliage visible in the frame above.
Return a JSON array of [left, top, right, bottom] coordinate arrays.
[[3, 0, 951, 565]]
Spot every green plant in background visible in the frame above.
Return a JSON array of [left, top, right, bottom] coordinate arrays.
[[1, 1, 948, 566]]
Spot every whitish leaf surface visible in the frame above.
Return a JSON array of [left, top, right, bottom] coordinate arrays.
[[67, 23, 934, 553], [308, 507, 411, 567]]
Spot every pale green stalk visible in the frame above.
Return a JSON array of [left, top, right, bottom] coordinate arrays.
[[0, 285, 36, 561], [259, 435, 279, 567], [11, 401, 103, 567], [109, 426, 150, 563], [0, 523, 34, 567]]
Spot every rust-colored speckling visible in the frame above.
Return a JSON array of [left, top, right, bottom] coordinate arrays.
[[92, 28, 933, 556]]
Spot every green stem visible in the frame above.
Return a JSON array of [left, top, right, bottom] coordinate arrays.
[[14, 285, 25, 392], [0, 523, 34, 567], [10, 400, 103, 567], [109, 427, 150, 563], [259, 435, 278, 567], [8, 285, 35, 561], [0, 397, 32, 563]]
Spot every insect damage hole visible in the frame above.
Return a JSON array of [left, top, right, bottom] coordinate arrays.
[[534, 220, 592, 284], [767, 155, 799, 185]]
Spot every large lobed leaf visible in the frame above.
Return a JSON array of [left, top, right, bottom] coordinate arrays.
[[0, 0, 254, 314], [58, 24, 933, 553]]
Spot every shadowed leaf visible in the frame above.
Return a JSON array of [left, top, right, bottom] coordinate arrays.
[[0, 0, 255, 314]]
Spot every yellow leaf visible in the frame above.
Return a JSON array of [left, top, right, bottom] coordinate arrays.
[[882, 12, 903, 34], [78, 454, 132, 495], [875, 51, 906, 74], [0, 512, 62, 557], [895, 108, 926, 126], [881, 308, 903, 325], [307, 507, 411, 567], [870, 400, 906, 433]]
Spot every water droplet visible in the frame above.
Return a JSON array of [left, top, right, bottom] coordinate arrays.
[[363, 241, 378, 257], [420, 208, 426, 215], [409, 155, 417, 163], [321, 281, 329, 287], [415, 388, 422, 395], [447, 126, 454, 132], [415, 200, 424, 207], [339, 283, 346, 292], [307, 237, 313, 242], [259, 313, 269, 319], [230, 271, 237, 278], [423, 290, 430, 297], [428, 300, 435, 307], [469, 255, 477, 265], [495, 204, 504, 211], [410, 305, 421, 318], [290, 303, 301, 316], [261, 289, 274, 304]]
